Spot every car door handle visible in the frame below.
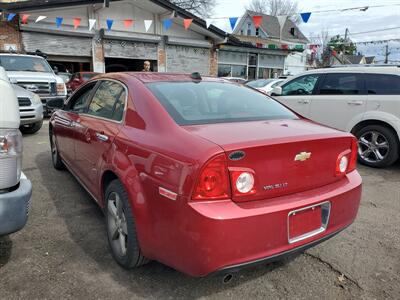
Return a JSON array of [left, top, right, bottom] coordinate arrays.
[[347, 100, 363, 106], [96, 132, 109, 142], [297, 99, 310, 104]]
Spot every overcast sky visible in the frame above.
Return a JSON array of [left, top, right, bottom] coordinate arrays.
[[212, 0, 400, 62]]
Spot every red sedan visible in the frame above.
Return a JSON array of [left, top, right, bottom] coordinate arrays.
[[66, 72, 100, 93], [49, 72, 362, 277]]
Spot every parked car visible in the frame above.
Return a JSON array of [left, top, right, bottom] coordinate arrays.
[[271, 66, 400, 168], [246, 79, 285, 94], [57, 72, 72, 84], [0, 53, 67, 116], [50, 72, 361, 277], [221, 76, 247, 84], [0, 67, 32, 236], [13, 84, 44, 134], [67, 72, 100, 94]]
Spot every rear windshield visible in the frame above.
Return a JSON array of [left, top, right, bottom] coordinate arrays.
[[147, 81, 298, 125], [246, 79, 275, 88]]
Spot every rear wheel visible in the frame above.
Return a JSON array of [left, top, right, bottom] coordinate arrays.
[[355, 125, 399, 168], [20, 120, 43, 134], [105, 179, 148, 269]]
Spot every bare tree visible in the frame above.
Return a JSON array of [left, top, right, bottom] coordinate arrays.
[[169, 0, 216, 18], [246, 0, 300, 24]]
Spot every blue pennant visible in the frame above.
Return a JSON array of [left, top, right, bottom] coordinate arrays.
[[229, 17, 238, 30], [7, 13, 16, 22], [106, 19, 114, 31], [163, 18, 173, 31], [300, 12, 311, 23], [56, 17, 63, 28]]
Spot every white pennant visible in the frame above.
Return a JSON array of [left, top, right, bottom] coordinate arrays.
[[89, 19, 96, 31], [277, 15, 287, 29], [144, 20, 153, 32], [35, 16, 47, 23], [205, 18, 213, 28]]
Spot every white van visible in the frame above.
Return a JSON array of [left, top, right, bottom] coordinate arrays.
[[272, 66, 400, 168], [0, 67, 32, 236]]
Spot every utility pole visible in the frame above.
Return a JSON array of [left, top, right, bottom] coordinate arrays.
[[344, 28, 349, 41], [384, 43, 391, 64]]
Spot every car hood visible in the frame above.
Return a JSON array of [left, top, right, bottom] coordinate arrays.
[[12, 84, 35, 98], [7, 71, 56, 82]]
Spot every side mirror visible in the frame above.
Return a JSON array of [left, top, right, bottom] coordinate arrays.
[[271, 86, 282, 96]]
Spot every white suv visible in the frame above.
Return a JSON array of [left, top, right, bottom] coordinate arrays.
[[272, 66, 400, 168]]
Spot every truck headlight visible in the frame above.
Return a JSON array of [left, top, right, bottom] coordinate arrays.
[[57, 83, 66, 96], [31, 93, 42, 105], [0, 129, 23, 189]]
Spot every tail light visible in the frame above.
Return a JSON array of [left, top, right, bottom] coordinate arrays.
[[192, 154, 230, 200], [336, 138, 358, 176], [230, 168, 256, 197]]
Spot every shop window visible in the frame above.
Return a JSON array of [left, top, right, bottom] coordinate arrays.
[[218, 64, 231, 77]]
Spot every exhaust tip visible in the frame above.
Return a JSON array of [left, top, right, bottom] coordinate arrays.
[[222, 273, 233, 284]]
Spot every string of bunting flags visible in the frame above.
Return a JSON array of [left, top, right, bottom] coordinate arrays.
[[0, 10, 315, 33]]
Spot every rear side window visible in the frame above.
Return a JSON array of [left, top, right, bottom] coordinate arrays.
[[87, 81, 126, 121], [319, 73, 364, 95], [147, 81, 298, 125], [366, 74, 400, 95]]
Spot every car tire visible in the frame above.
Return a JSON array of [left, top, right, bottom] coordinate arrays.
[[355, 125, 399, 168], [105, 179, 148, 269], [50, 133, 65, 170], [20, 120, 43, 134]]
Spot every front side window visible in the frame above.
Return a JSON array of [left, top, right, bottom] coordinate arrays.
[[0, 55, 52, 73], [319, 73, 363, 95], [282, 74, 319, 96], [366, 74, 400, 95], [147, 81, 298, 125], [87, 81, 125, 120], [68, 83, 97, 113]]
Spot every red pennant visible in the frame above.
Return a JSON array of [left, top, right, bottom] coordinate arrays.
[[123, 19, 133, 28], [183, 19, 193, 30], [21, 14, 30, 24], [73, 18, 81, 29], [253, 16, 262, 28]]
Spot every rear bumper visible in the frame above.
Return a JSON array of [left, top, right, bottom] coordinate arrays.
[[0, 173, 32, 236], [142, 171, 362, 277]]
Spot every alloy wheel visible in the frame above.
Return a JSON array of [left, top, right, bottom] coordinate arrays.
[[107, 192, 128, 257], [358, 131, 389, 163]]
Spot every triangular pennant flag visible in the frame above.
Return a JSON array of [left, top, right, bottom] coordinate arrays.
[[183, 19, 193, 30], [35, 16, 47, 23], [229, 17, 238, 31], [144, 20, 153, 32], [300, 12, 311, 23], [55, 16, 63, 28], [21, 14, 30, 24], [205, 18, 213, 28], [73, 18, 81, 30], [106, 19, 113, 31], [163, 18, 172, 31], [89, 19, 96, 31], [277, 15, 287, 29], [123, 19, 133, 28], [7, 13, 16, 22], [253, 16, 262, 28]]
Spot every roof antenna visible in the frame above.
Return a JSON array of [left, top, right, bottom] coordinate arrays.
[[191, 72, 202, 81]]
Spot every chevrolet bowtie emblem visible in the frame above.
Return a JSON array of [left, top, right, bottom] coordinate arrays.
[[295, 152, 311, 162]]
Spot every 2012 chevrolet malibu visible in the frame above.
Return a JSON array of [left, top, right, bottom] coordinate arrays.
[[49, 72, 362, 277]]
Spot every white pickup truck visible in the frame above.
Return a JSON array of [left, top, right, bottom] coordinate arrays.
[[0, 67, 32, 236]]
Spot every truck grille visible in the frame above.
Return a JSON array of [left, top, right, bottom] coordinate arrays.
[[16, 81, 56, 96], [18, 97, 32, 107]]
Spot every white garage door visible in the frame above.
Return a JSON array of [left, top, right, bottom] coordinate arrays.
[[166, 45, 210, 75]]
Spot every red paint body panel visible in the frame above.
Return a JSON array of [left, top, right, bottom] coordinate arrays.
[[50, 72, 362, 277]]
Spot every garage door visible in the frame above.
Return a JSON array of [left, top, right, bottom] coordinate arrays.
[[104, 40, 158, 60], [166, 45, 210, 75], [22, 32, 91, 57]]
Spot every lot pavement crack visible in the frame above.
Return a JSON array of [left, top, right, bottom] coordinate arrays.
[[304, 252, 364, 291]]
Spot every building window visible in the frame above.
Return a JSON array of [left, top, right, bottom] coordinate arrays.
[[218, 64, 231, 77], [247, 23, 251, 35], [217, 64, 246, 78], [256, 28, 260, 36], [240, 30, 244, 35]]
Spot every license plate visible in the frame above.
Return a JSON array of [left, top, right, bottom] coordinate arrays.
[[288, 202, 330, 244]]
